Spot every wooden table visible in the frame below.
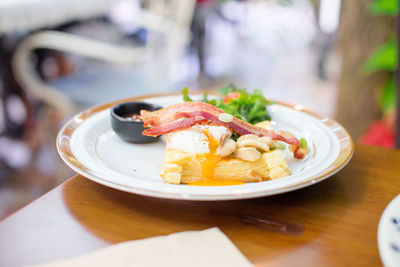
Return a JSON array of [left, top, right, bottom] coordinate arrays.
[[0, 144, 399, 266]]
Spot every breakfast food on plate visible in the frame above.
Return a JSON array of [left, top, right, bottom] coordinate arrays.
[[140, 85, 308, 185]]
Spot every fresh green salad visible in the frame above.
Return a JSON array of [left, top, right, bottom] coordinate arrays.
[[181, 84, 273, 125]]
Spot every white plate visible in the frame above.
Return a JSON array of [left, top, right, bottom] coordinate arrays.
[[57, 94, 353, 200], [378, 194, 400, 267]]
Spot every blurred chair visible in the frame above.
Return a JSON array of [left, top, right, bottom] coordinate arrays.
[[12, 0, 196, 115]]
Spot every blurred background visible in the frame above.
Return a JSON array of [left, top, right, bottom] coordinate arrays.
[[0, 0, 397, 218]]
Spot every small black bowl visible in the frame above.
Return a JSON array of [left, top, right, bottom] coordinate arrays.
[[111, 102, 162, 143]]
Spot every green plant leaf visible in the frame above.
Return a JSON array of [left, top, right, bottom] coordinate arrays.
[[181, 86, 192, 102], [202, 92, 209, 102], [362, 38, 398, 74], [379, 76, 397, 112], [367, 0, 398, 15], [220, 84, 237, 96]]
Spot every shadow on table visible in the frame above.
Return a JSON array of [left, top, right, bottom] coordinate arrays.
[[62, 158, 368, 262]]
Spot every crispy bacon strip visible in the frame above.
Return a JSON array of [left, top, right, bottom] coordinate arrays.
[[142, 115, 207, 136], [141, 102, 222, 127], [141, 102, 306, 159]]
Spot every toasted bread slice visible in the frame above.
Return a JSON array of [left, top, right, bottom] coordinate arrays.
[[160, 149, 290, 184]]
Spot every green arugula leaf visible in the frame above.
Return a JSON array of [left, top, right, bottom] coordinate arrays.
[[220, 84, 237, 96], [182, 86, 193, 102], [202, 92, 209, 102]]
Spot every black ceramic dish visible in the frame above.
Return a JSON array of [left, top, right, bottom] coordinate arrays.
[[111, 102, 162, 143]]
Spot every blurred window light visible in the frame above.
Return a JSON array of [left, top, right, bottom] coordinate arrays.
[[169, 53, 200, 84], [109, 0, 141, 32], [204, 14, 236, 77], [205, 57, 225, 77], [220, 1, 247, 22], [318, 0, 341, 34], [0, 137, 31, 169], [6, 95, 27, 124], [204, 0, 316, 81]]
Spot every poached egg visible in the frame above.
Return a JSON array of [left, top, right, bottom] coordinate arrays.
[[166, 125, 243, 186], [167, 125, 232, 154]]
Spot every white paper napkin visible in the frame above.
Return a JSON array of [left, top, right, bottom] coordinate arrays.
[[35, 228, 252, 267]]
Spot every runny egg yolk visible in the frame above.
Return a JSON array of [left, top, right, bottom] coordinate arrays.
[[188, 129, 244, 186]]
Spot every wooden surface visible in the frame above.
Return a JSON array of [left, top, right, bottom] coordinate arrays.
[[0, 144, 399, 266]]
